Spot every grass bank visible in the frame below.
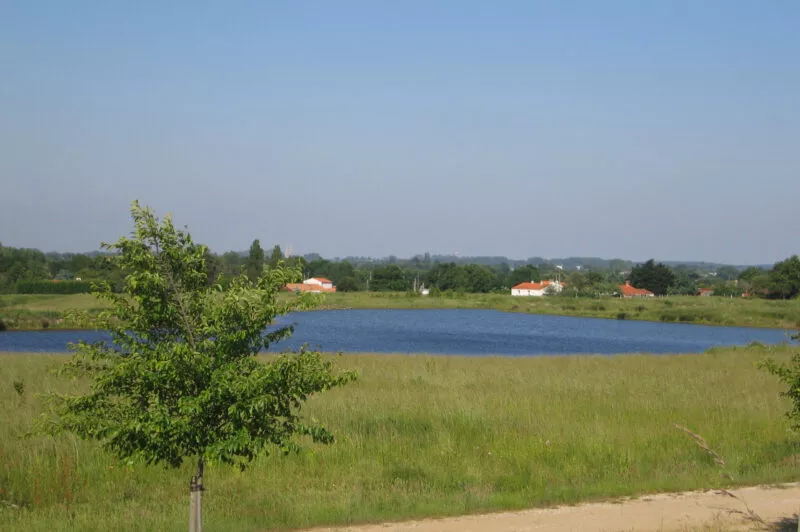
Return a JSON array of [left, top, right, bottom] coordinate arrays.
[[317, 292, 800, 329], [0, 294, 106, 330], [1, 345, 799, 531], [2, 292, 799, 330]]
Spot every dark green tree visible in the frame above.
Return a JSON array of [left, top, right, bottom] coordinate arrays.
[[629, 259, 675, 296], [43, 203, 355, 531], [268, 245, 284, 268], [371, 265, 409, 291], [738, 266, 763, 283], [463, 264, 494, 293], [337, 276, 359, 292], [508, 265, 541, 287], [246, 239, 265, 282], [667, 270, 698, 296], [767, 255, 800, 299]]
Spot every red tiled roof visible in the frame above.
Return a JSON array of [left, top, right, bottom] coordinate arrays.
[[619, 283, 654, 297], [283, 283, 337, 293], [512, 280, 563, 290], [698, 288, 713, 294]]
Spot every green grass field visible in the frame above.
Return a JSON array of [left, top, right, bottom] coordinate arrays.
[[2, 292, 800, 330], [0, 294, 107, 330], [319, 292, 800, 329], [1, 345, 799, 531]]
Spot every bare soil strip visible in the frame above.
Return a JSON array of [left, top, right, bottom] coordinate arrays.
[[305, 484, 800, 532]]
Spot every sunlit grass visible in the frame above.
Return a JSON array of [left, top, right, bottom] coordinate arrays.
[[1, 345, 799, 530], [2, 292, 798, 330]]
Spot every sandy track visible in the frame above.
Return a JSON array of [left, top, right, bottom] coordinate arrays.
[[305, 484, 800, 532]]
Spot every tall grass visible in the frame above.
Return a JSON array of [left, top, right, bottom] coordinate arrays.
[[1, 345, 799, 530]]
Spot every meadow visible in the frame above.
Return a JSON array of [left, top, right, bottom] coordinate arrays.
[[2, 292, 800, 330], [320, 292, 800, 329], [1, 344, 799, 531]]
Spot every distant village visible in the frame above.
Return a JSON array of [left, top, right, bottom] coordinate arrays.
[[285, 277, 662, 298]]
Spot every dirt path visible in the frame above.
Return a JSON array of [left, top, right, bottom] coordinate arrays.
[[305, 484, 800, 532]]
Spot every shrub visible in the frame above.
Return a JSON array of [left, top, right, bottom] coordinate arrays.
[[616, 312, 627, 320], [16, 280, 92, 294], [0, 319, 6, 331]]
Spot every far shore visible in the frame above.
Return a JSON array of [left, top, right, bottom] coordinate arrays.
[[1, 292, 799, 331]]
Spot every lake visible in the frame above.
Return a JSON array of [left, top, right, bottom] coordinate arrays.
[[0, 309, 792, 355]]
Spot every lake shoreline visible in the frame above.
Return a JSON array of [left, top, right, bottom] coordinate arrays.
[[2, 308, 791, 355], [2, 292, 799, 331]]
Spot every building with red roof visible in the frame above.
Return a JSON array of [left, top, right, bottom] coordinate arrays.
[[619, 281, 654, 298], [511, 280, 564, 297], [283, 277, 336, 293]]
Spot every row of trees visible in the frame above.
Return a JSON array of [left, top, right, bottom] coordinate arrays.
[[2, 241, 799, 300], [627, 257, 800, 299]]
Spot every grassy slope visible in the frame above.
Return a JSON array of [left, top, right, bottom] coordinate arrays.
[[2, 345, 799, 531], [319, 292, 800, 329], [0, 294, 106, 330], [2, 292, 800, 330]]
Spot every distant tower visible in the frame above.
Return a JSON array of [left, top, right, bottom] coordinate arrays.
[[285, 245, 293, 258]]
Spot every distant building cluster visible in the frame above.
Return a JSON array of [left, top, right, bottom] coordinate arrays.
[[511, 279, 656, 297]]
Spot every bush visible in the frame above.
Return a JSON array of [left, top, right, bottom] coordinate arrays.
[[0, 319, 6, 331], [616, 312, 627, 320], [16, 280, 92, 294]]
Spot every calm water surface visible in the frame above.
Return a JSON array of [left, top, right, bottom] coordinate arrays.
[[0, 309, 791, 355]]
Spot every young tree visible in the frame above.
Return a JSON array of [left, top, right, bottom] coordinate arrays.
[[43, 202, 355, 531]]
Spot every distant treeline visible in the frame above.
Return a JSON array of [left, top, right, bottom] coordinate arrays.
[[1, 241, 798, 299]]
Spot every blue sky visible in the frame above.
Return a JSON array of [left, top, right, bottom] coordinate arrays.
[[1, 1, 798, 264]]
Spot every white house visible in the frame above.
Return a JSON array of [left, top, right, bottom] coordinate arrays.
[[283, 277, 337, 293], [303, 277, 334, 290], [511, 280, 564, 297]]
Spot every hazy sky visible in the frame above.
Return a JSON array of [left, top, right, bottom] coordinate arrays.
[[1, 1, 798, 264]]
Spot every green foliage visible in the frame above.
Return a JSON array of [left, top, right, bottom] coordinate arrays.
[[738, 266, 763, 282], [268, 245, 284, 269], [629, 259, 675, 296], [712, 283, 743, 297], [759, 332, 800, 431], [371, 265, 409, 292], [16, 280, 92, 294], [43, 202, 355, 471], [508, 265, 540, 287], [666, 271, 697, 296], [337, 276, 359, 292], [766, 255, 800, 300], [246, 239, 265, 282]]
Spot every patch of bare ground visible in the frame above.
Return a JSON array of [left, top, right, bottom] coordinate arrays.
[[303, 484, 800, 532]]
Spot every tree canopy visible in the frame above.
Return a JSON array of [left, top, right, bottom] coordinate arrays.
[[45, 202, 355, 472], [629, 259, 676, 296]]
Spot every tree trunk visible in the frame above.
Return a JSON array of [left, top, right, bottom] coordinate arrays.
[[189, 457, 204, 532]]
